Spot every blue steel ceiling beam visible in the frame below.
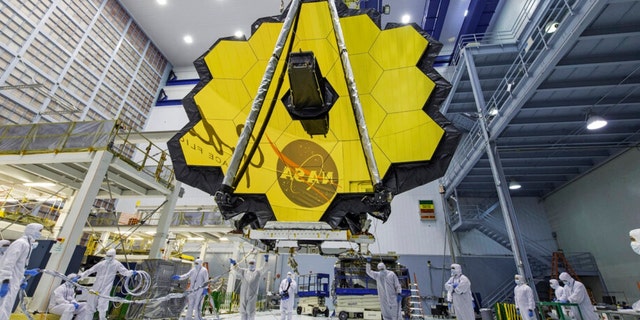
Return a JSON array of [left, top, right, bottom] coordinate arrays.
[[422, 0, 450, 40]]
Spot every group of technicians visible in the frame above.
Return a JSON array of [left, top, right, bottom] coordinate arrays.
[[0, 223, 296, 320], [443, 261, 599, 320], [0, 223, 141, 320], [1, 225, 637, 320]]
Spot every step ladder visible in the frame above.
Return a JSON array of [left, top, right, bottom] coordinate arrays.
[[408, 273, 425, 320], [550, 251, 596, 304]]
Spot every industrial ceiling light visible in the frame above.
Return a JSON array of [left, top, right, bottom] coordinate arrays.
[[586, 113, 607, 130], [401, 14, 411, 24], [508, 180, 521, 190], [544, 21, 559, 33], [183, 35, 193, 44], [234, 30, 244, 38], [488, 107, 498, 116], [23, 182, 56, 187], [156, 0, 167, 5]]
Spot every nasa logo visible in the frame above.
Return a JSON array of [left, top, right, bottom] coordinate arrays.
[[275, 140, 338, 207]]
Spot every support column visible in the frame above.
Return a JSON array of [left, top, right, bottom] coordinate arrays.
[[199, 241, 208, 261], [98, 231, 111, 253], [51, 192, 75, 236], [31, 150, 113, 311], [148, 181, 182, 259], [225, 242, 242, 311], [464, 50, 537, 299]]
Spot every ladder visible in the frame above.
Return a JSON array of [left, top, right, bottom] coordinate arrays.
[[550, 251, 596, 304], [409, 273, 426, 320]]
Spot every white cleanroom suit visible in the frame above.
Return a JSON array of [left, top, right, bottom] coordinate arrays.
[[232, 256, 268, 320], [173, 258, 209, 320], [444, 264, 475, 320], [279, 271, 297, 320], [549, 279, 566, 302], [366, 261, 402, 320], [514, 274, 536, 320], [0, 223, 43, 319], [559, 272, 598, 320], [79, 248, 135, 320], [48, 273, 88, 320]]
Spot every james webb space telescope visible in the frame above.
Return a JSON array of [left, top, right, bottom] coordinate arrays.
[[167, 0, 460, 254]]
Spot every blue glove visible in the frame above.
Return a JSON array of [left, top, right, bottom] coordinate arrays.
[[0, 281, 8, 297], [73, 302, 79, 310], [452, 283, 458, 289], [516, 309, 520, 315], [366, 257, 372, 263], [229, 258, 236, 266], [397, 295, 402, 303], [71, 276, 80, 283], [20, 281, 28, 289], [264, 254, 269, 262], [203, 288, 209, 296], [528, 310, 534, 318], [24, 268, 40, 277], [131, 270, 138, 276], [171, 275, 180, 281], [560, 300, 568, 303]]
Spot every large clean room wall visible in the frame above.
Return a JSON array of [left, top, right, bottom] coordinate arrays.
[[544, 148, 640, 304]]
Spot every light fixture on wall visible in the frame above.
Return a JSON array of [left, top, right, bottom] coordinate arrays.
[[544, 21, 559, 34], [508, 180, 521, 190], [586, 112, 607, 130], [382, 4, 391, 15]]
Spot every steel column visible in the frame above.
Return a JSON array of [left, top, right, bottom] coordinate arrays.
[[464, 51, 537, 299], [30, 150, 113, 312], [148, 181, 182, 259]]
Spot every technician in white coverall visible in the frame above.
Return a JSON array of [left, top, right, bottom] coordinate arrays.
[[79, 248, 136, 320], [231, 255, 269, 320], [514, 274, 536, 320], [366, 258, 402, 320], [172, 258, 209, 320], [279, 271, 297, 320], [444, 264, 475, 320], [0, 239, 10, 264], [0, 223, 43, 319], [559, 272, 598, 320], [631, 228, 640, 311], [48, 273, 88, 320], [549, 279, 566, 302]]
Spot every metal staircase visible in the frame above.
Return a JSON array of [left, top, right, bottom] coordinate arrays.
[[449, 200, 603, 307]]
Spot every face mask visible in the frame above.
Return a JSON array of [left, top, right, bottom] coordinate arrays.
[[562, 280, 569, 286], [550, 282, 558, 289], [249, 265, 256, 271], [631, 240, 640, 255], [0, 248, 6, 255], [33, 231, 42, 240], [195, 265, 202, 271], [287, 274, 292, 279], [105, 256, 114, 262]]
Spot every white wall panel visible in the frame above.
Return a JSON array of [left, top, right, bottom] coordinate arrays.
[[369, 181, 451, 255]]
